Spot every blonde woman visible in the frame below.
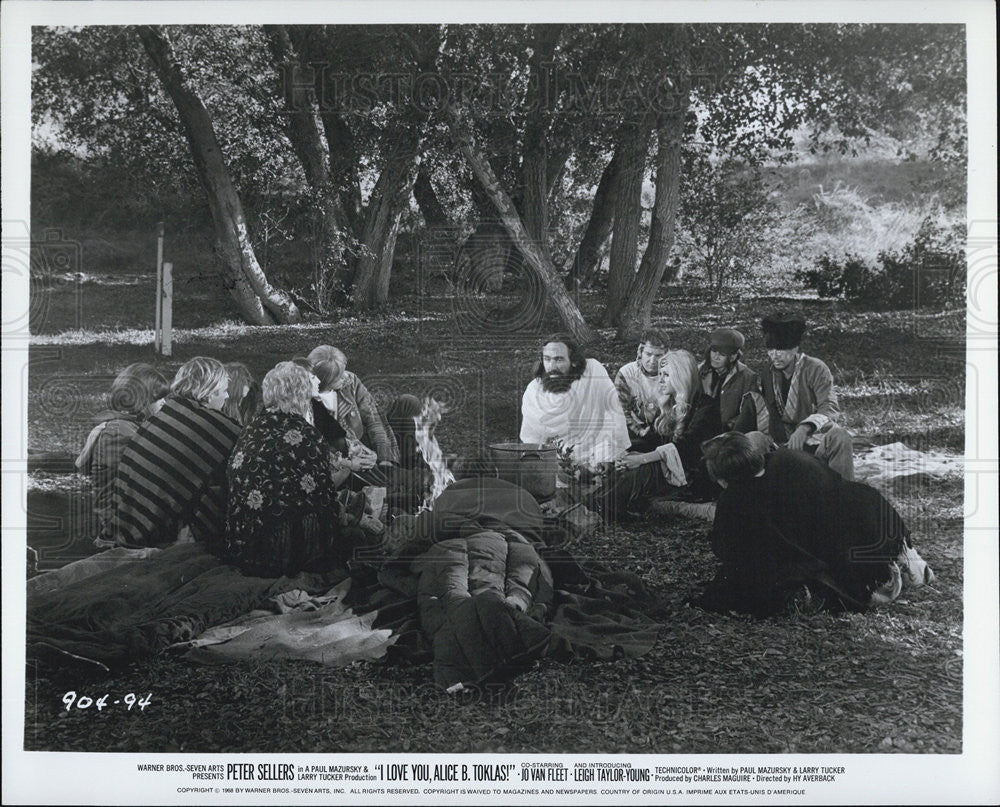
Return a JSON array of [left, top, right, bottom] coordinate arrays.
[[652, 349, 703, 445], [100, 357, 242, 548]]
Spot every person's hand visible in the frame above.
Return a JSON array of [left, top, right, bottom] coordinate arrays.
[[378, 460, 396, 468], [615, 453, 646, 472], [351, 455, 376, 471], [786, 425, 811, 451]]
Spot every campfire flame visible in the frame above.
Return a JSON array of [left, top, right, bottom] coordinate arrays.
[[413, 397, 455, 514]]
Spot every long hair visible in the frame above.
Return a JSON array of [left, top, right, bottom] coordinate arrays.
[[171, 357, 228, 405], [222, 362, 261, 425], [262, 362, 315, 423], [107, 362, 169, 417], [532, 333, 587, 380], [657, 349, 701, 438]]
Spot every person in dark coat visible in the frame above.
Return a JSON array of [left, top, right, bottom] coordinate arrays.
[[692, 431, 931, 616], [225, 362, 355, 577], [697, 328, 761, 432]]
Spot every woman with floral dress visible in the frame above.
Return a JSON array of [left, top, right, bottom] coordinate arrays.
[[225, 361, 349, 577]]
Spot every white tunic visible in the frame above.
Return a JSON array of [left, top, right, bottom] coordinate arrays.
[[519, 358, 631, 470]]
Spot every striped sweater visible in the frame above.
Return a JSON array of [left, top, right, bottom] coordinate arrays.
[[103, 395, 241, 548]]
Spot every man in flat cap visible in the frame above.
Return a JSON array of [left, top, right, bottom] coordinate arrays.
[[698, 328, 762, 433], [744, 311, 855, 480]]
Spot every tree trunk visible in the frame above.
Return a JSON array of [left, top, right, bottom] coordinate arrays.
[[602, 120, 652, 326], [354, 134, 420, 311], [352, 129, 422, 310], [413, 165, 450, 229], [287, 26, 363, 238], [264, 24, 347, 310], [446, 105, 595, 345], [503, 26, 561, 322], [352, 27, 439, 310], [374, 214, 402, 306], [138, 26, 300, 325], [519, 25, 561, 251], [564, 148, 621, 288], [615, 29, 691, 341]]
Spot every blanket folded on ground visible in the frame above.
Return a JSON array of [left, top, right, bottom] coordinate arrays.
[[178, 579, 396, 665], [854, 442, 963, 487]]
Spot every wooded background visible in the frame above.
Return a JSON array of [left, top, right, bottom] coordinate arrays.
[[31, 24, 966, 341]]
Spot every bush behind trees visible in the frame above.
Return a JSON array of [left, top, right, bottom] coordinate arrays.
[[794, 217, 966, 310]]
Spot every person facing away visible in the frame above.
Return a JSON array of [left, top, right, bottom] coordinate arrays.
[[101, 356, 242, 548], [614, 329, 671, 451], [519, 333, 630, 472], [221, 361, 262, 427], [736, 310, 855, 481], [693, 431, 932, 616], [76, 362, 170, 532], [225, 361, 353, 577]]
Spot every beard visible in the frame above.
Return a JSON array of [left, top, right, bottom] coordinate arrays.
[[540, 371, 578, 394]]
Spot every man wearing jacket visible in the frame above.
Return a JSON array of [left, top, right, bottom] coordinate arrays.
[[746, 311, 854, 481]]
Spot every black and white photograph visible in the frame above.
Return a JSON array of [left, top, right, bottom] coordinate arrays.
[[3, 1, 997, 804]]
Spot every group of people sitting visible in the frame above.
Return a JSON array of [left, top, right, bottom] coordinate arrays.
[[75, 346, 443, 580], [517, 309, 933, 612], [520, 310, 854, 517], [68, 309, 934, 617]]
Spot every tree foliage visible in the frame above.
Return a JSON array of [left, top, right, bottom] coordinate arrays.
[[32, 23, 967, 329]]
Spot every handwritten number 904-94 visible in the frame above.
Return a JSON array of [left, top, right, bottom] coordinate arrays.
[[62, 691, 153, 712]]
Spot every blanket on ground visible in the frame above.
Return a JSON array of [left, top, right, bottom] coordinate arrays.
[[177, 579, 397, 666], [26, 543, 350, 672], [28, 478, 660, 686]]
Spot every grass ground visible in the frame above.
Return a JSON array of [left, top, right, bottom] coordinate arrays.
[[20, 277, 965, 753]]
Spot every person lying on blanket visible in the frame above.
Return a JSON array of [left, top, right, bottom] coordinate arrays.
[[224, 361, 371, 577], [99, 356, 241, 549], [691, 431, 934, 616]]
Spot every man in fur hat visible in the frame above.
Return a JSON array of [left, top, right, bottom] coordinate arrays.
[[743, 311, 855, 480]]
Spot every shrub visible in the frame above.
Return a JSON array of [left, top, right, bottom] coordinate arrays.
[[794, 217, 966, 309]]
